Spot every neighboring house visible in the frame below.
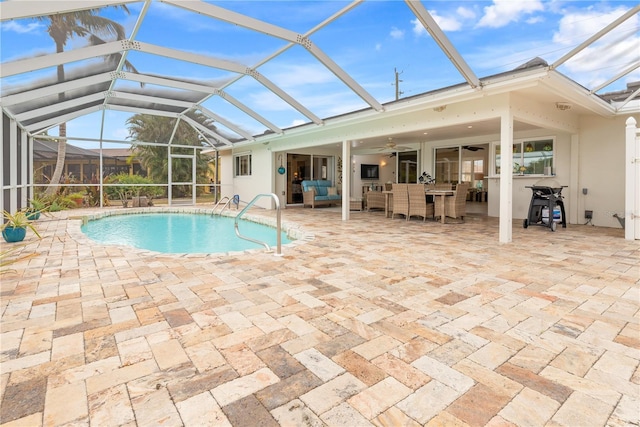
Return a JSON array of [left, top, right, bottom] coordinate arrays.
[[32, 140, 145, 184]]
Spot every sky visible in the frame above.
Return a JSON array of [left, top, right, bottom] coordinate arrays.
[[1, 0, 639, 148]]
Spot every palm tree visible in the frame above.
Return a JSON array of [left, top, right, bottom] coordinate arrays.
[[39, 6, 138, 196], [126, 114, 213, 197]]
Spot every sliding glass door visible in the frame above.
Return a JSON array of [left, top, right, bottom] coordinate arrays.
[[286, 154, 335, 204]]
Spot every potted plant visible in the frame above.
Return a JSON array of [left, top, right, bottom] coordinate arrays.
[[418, 172, 435, 184], [26, 195, 50, 220], [67, 191, 86, 207], [2, 210, 42, 243]]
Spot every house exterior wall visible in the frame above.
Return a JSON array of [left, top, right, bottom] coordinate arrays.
[[226, 94, 634, 231], [577, 114, 639, 228]]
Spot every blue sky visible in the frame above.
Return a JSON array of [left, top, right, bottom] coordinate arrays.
[[1, 0, 639, 148]]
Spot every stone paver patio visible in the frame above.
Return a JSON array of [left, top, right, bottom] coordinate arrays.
[[1, 206, 638, 426]]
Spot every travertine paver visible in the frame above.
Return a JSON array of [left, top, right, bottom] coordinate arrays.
[[0, 206, 638, 426]]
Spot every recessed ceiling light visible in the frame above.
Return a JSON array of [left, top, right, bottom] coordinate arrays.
[[467, 125, 473, 129]]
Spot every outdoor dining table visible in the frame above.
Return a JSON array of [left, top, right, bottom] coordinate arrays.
[[383, 188, 454, 222], [425, 189, 454, 223], [382, 190, 393, 218]]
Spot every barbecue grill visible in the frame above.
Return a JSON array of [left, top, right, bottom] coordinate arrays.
[[523, 179, 567, 232]]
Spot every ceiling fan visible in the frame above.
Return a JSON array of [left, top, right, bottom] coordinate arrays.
[[375, 138, 412, 152], [462, 145, 485, 151]]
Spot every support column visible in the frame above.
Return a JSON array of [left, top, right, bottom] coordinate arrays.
[[569, 134, 580, 226], [341, 140, 350, 221], [20, 131, 28, 207], [9, 118, 18, 214], [625, 117, 639, 240], [499, 109, 513, 243]]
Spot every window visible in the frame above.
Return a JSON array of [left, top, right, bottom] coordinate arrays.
[[495, 138, 554, 175], [462, 159, 484, 187], [234, 153, 252, 176]]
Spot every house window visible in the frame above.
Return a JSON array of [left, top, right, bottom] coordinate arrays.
[[495, 138, 554, 175], [234, 153, 252, 177]]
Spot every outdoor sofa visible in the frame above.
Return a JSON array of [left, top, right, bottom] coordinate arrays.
[[301, 180, 341, 208]]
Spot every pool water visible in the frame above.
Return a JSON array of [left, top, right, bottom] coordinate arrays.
[[81, 213, 292, 254]]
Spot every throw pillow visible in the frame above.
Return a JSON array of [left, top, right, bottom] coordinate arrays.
[[327, 187, 338, 195]]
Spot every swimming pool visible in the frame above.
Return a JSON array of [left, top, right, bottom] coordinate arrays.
[[81, 212, 292, 254]]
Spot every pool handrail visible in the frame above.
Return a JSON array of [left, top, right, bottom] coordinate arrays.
[[212, 196, 233, 215], [234, 193, 282, 256]]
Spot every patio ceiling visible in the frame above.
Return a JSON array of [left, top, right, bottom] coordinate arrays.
[[1, 1, 639, 151]]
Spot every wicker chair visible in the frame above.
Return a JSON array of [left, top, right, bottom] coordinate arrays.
[[435, 182, 470, 221], [408, 184, 434, 221], [365, 191, 385, 211], [435, 183, 453, 190], [391, 183, 409, 219]]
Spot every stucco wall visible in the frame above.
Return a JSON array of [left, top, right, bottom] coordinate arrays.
[[576, 114, 638, 228], [352, 154, 395, 198]]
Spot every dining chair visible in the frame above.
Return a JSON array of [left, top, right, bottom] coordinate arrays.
[[435, 182, 470, 221], [391, 183, 409, 219], [408, 184, 434, 221]]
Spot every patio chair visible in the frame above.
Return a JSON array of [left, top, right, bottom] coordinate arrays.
[[366, 191, 386, 211], [408, 184, 434, 221], [435, 182, 470, 221], [435, 183, 453, 190], [391, 183, 409, 219]]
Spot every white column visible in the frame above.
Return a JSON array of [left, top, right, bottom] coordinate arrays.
[[20, 130, 28, 207], [341, 140, 350, 221], [499, 109, 513, 243], [569, 134, 580, 226], [625, 117, 639, 240], [0, 115, 4, 212], [28, 135, 33, 202], [9, 118, 18, 213]]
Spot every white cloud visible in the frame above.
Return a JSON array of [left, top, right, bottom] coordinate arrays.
[[412, 9, 463, 36], [267, 62, 335, 89], [390, 27, 404, 40], [431, 10, 463, 31], [552, 6, 636, 46], [477, 0, 544, 28], [457, 6, 476, 20], [375, 43, 382, 52], [551, 6, 640, 87], [411, 19, 427, 37], [526, 16, 544, 25], [2, 21, 42, 34]]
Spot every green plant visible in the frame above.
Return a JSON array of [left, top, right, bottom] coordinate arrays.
[[27, 194, 51, 219], [104, 173, 161, 207], [1, 244, 38, 275], [29, 194, 50, 213], [2, 210, 42, 238], [66, 191, 86, 207]]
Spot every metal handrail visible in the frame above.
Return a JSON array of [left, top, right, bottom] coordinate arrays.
[[234, 193, 282, 256], [212, 196, 232, 215]]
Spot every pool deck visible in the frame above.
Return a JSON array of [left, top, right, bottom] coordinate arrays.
[[1, 206, 638, 427]]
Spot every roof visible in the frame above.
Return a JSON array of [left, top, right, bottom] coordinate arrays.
[[2, 1, 639, 151], [32, 139, 113, 160]]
